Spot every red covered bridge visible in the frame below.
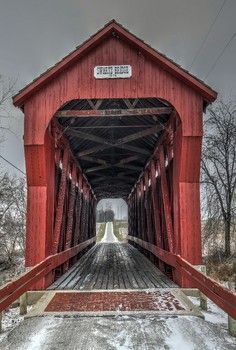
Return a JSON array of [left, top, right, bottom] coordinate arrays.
[[1, 21, 235, 322]]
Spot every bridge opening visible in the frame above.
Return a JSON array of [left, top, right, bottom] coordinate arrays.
[[96, 198, 128, 242], [47, 97, 180, 288]]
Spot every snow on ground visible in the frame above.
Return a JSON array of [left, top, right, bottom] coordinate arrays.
[[91, 313, 236, 350], [188, 295, 228, 325], [101, 222, 118, 243], [0, 305, 34, 343], [1, 309, 235, 349], [0, 307, 24, 342], [21, 317, 63, 350]]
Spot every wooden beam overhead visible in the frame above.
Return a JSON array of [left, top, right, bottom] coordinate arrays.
[[77, 140, 150, 157], [67, 124, 154, 129], [92, 180, 134, 187], [72, 124, 162, 158], [85, 163, 142, 173], [93, 184, 131, 190], [79, 155, 107, 165], [115, 124, 163, 145], [116, 155, 140, 164], [85, 154, 139, 165], [68, 129, 111, 145], [123, 99, 138, 109], [90, 175, 136, 184], [56, 107, 172, 118], [69, 124, 163, 144]]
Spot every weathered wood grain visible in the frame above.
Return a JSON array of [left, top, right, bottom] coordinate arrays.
[[49, 243, 177, 290]]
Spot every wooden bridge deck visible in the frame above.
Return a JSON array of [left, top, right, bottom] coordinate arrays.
[[49, 243, 177, 290]]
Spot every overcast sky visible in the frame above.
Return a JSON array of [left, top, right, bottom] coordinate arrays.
[[0, 0, 236, 177]]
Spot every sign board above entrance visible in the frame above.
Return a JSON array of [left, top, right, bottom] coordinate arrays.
[[94, 65, 132, 79]]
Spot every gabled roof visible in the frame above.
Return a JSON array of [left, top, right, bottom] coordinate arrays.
[[13, 20, 217, 107]]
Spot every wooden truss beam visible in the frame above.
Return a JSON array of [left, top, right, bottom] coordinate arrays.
[[83, 155, 141, 172], [123, 98, 139, 109], [85, 163, 142, 173], [80, 155, 139, 166], [96, 194, 129, 198], [69, 124, 162, 145], [87, 99, 103, 110], [91, 175, 136, 184], [69, 124, 153, 129], [79, 155, 107, 165], [56, 107, 172, 118], [93, 184, 131, 190], [78, 143, 150, 157]]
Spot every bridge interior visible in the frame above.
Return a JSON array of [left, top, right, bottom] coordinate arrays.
[[49, 243, 176, 290], [51, 97, 176, 287], [55, 97, 173, 200]]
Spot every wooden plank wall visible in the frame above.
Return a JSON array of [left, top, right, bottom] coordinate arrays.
[[22, 32, 203, 288]]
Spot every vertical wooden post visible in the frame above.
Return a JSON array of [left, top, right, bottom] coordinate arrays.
[[75, 173, 83, 245], [178, 137, 202, 264], [150, 160, 165, 271], [144, 171, 153, 244], [139, 180, 146, 242], [65, 164, 77, 249], [24, 145, 48, 289], [130, 195, 135, 237], [53, 149, 69, 254], [228, 281, 236, 337], [159, 145, 175, 253], [19, 293, 27, 315], [63, 163, 77, 271], [173, 122, 203, 286], [198, 266, 208, 310]]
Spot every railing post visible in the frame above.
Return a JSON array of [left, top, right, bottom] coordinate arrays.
[[19, 293, 27, 315], [196, 265, 208, 310], [228, 281, 236, 337]]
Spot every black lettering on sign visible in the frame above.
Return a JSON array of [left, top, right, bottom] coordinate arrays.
[[94, 65, 132, 78]]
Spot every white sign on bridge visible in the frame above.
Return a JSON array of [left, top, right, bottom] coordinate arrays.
[[94, 65, 132, 79]]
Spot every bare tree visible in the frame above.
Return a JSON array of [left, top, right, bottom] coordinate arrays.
[[201, 100, 236, 257], [0, 75, 17, 143], [0, 173, 26, 266]]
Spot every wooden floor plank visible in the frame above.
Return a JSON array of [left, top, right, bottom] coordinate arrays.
[[83, 244, 104, 290], [49, 243, 177, 290], [72, 245, 101, 289]]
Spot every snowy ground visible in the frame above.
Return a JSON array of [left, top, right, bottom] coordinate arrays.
[[188, 295, 231, 327], [0, 307, 24, 342], [101, 222, 118, 243], [0, 311, 235, 350], [0, 296, 235, 349]]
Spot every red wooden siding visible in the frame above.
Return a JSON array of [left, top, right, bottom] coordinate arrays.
[[12, 21, 217, 289]]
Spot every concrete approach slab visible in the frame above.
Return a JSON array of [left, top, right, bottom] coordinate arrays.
[[1, 313, 235, 350], [25, 289, 203, 318]]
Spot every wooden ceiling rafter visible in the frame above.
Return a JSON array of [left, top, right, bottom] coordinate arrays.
[[56, 97, 174, 198]]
